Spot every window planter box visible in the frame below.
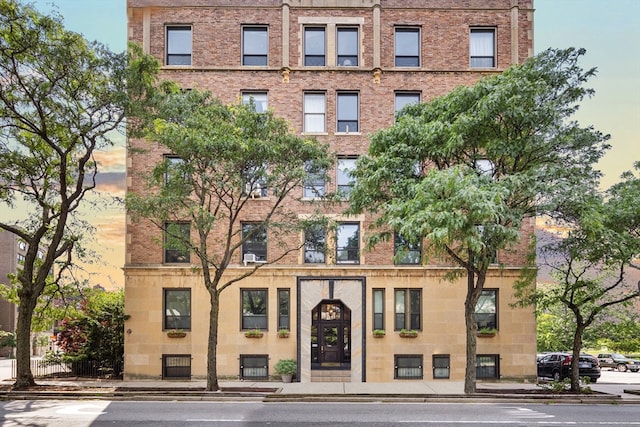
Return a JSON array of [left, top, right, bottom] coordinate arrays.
[[477, 328, 497, 337], [277, 329, 290, 338], [477, 332, 497, 338], [244, 330, 264, 338], [167, 331, 187, 338], [399, 330, 418, 338], [373, 330, 385, 338]]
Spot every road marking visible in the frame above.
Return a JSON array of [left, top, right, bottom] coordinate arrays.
[[502, 406, 555, 419]]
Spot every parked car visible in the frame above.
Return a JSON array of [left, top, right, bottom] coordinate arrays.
[[537, 352, 601, 383], [597, 353, 640, 372]]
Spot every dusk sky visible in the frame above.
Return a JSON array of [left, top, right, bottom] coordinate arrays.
[[14, 0, 640, 288]]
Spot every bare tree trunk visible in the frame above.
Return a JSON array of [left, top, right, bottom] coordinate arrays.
[[14, 295, 36, 389], [464, 267, 479, 394], [206, 290, 221, 391], [570, 323, 586, 393]]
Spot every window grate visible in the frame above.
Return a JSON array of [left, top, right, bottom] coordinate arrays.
[[240, 355, 269, 380], [395, 355, 423, 379], [162, 354, 191, 379]]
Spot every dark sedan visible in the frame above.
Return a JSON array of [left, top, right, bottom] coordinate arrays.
[[537, 352, 601, 383]]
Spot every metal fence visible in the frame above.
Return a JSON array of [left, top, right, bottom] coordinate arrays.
[[11, 359, 123, 379]]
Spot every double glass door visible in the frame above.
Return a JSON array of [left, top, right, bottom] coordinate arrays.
[[311, 301, 351, 367]]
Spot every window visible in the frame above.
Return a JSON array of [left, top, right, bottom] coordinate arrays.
[[394, 233, 421, 265], [164, 156, 185, 185], [278, 289, 290, 330], [240, 355, 269, 380], [18, 241, 26, 250], [17, 254, 25, 264], [336, 92, 358, 132], [336, 157, 356, 197], [164, 289, 191, 330], [304, 27, 325, 66], [243, 164, 267, 198], [433, 355, 450, 379], [242, 92, 268, 113], [162, 354, 191, 379], [470, 28, 495, 68], [242, 26, 268, 66], [476, 354, 499, 379], [164, 222, 190, 263], [394, 289, 421, 331], [166, 26, 192, 66], [475, 289, 497, 330], [242, 223, 267, 263], [241, 289, 268, 330], [303, 160, 326, 198], [336, 223, 359, 264], [373, 289, 384, 331], [394, 92, 420, 116], [303, 92, 326, 133], [337, 27, 358, 66], [395, 28, 420, 67], [304, 225, 326, 264], [395, 355, 423, 379]]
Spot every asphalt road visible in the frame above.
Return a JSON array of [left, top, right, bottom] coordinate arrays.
[[2, 400, 640, 427]]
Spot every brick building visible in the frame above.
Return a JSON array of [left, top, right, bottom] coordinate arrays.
[[0, 230, 49, 357], [124, 0, 537, 382]]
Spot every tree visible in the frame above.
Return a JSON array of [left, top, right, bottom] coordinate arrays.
[[54, 288, 126, 376], [536, 163, 640, 391], [0, 0, 127, 388], [348, 48, 609, 393], [126, 82, 332, 391], [536, 305, 575, 353]]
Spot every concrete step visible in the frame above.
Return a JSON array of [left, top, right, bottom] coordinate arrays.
[[311, 370, 351, 382]]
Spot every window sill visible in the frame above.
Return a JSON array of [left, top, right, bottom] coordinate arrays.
[[334, 132, 362, 136], [301, 132, 329, 136]]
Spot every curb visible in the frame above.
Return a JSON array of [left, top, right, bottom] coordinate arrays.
[[0, 389, 631, 404]]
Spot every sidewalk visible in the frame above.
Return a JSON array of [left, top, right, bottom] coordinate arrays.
[[3, 377, 639, 403], [2, 358, 639, 402]]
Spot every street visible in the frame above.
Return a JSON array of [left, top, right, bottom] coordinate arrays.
[[2, 400, 640, 427], [2, 358, 640, 426]]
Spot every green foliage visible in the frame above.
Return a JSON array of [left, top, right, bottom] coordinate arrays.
[[350, 48, 608, 272], [348, 48, 610, 393], [0, 330, 16, 348], [585, 313, 640, 354], [535, 162, 639, 392], [0, 0, 128, 387], [0, 275, 87, 333], [536, 309, 574, 352], [274, 358, 297, 375], [126, 88, 333, 284], [55, 288, 126, 371], [125, 49, 333, 391], [537, 377, 592, 394]]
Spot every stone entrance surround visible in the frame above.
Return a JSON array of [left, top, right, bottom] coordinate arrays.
[[298, 278, 364, 382]]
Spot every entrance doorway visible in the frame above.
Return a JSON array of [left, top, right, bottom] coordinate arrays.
[[311, 300, 351, 368]]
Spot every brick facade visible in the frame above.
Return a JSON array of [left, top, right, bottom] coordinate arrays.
[[125, 0, 537, 382]]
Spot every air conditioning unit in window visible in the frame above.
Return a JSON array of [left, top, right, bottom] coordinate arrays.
[[243, 253, 266, 266], [245, 183, 264, 199], [243, 253, 257, 266], [250, 188, 263, 199]]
